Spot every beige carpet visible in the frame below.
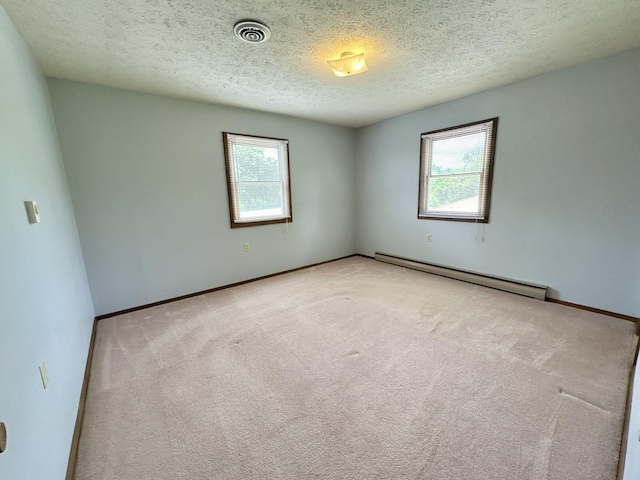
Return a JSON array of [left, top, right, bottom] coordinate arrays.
[[75, 257, 636, 479]]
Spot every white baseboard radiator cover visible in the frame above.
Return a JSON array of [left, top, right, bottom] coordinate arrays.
[[374, 252, 548, 301]]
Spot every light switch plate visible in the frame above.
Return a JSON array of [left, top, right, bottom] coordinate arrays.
[[39, 361, 49, 389], [24, 201, 40, 224]]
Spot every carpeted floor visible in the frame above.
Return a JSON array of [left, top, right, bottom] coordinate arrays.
[[75, 257, 636, 479]]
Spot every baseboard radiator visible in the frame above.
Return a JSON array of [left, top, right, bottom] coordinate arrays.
[[374, 252, 548, 300]]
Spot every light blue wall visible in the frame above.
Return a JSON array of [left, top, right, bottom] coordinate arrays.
[[0, 6, 95, 480], [48, 80, 357, 316], [48, 48, 640, 318], [356, 48, 640, 317]]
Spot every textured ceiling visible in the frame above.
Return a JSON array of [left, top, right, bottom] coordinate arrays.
[[2, 0, 640, 127]]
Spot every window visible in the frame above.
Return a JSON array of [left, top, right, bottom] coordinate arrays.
[[223, 132, 293, 228], [418, 118, 498, 223]]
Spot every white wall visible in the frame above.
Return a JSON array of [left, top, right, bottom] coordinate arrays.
[[0, 6, 95, 480], [48, 79, 357, 316], [356, 47, 640, 317]]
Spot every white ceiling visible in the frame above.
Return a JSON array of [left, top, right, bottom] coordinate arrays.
[[2, 0, 640, 127]]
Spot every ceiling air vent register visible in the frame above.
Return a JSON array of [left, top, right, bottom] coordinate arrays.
[[234, 21, 271, 44]]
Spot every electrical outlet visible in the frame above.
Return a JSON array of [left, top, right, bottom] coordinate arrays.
[[244, 243, 250, 252], [38, 361, 49, 389], [426, 234, 432, 243]]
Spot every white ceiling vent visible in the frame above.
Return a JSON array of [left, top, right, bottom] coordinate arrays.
[[234, 21, 271, 44]]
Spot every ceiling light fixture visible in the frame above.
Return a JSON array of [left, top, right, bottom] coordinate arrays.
[[233, 20, 271, 44], [327, 52, 368, 77]]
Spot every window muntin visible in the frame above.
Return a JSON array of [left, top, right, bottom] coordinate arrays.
[[223, 133, 292, 228], [418, 118, 498, 222]]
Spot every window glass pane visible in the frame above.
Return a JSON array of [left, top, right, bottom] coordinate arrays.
[[431, 131, 486, 175], [427, 174, 480, 213], [237, 182, 283, 218], [234, 145, 280, 182]]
